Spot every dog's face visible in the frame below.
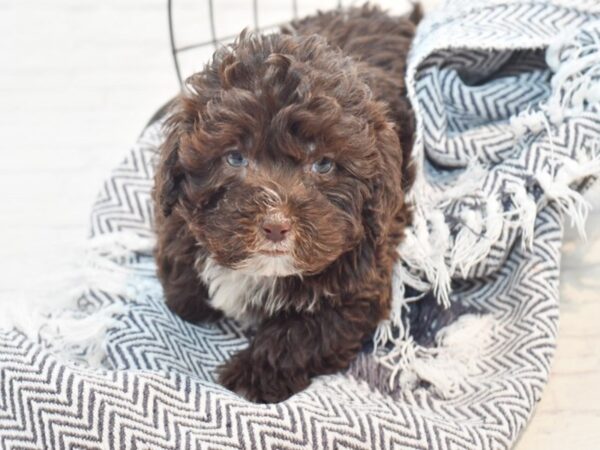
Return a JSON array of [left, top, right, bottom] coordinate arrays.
[[156, 32, 405, 277]]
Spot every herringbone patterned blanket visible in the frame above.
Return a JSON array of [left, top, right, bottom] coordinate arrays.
[[1, 1, 600, 448]]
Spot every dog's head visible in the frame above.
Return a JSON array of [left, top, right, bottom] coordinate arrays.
[[155, 31, 408, 277]]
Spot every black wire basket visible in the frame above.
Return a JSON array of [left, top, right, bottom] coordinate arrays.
[[167, 0, 413, 88]]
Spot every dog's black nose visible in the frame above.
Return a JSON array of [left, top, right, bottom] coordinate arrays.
[[262, 220, 291, 243]]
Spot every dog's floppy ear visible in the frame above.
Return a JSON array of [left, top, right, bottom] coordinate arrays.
[[155, 120, 184, 217], [366, 122, 410, 244]]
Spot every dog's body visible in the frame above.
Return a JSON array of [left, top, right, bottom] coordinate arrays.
[[153, 5, 419, 403]]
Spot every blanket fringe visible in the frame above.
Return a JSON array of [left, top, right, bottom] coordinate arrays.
[[2, 231, 158, 367], [375, 314, 496, 398]]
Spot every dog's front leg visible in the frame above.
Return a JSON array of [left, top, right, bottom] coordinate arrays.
[[217, 297, 383, 403], [158, 253, 223, 323]]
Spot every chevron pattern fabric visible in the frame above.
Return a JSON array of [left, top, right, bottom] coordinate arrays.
[[2, 1, 600, 449]]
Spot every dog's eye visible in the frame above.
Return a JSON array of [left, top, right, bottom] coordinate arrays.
[[225, 151, 248, 168], [311, 157, 334, 174]]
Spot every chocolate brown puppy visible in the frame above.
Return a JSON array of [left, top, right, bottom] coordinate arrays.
[[153, 4, 419, 403]]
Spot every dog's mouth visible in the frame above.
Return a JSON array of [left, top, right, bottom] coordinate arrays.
[[258, 249, 289, 256], [256, 237, 293, 258]]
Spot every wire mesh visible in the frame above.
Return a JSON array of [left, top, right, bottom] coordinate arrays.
[[168, 0, 412, 88]]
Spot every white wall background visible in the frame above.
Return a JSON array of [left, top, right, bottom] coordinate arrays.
[[1, 1, 598, 448]]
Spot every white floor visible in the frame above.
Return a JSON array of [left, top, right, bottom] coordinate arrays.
[[1, 1, 598, 448]]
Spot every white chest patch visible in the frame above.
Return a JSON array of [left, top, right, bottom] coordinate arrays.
[[199, 255, 298, 322]]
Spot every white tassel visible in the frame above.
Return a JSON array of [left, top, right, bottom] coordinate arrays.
[[375, 264, 427, 352], [2, 231, 159, 367], [397, 162, 488, 305], [509, 109, 547, 137], [537, 171, 591, 239], [410, 314, 496, 397], [375, 315, 496, 397], [39, 303, 130, 367], [449, 197, 504, 278], [451, 209, 483, 277], [427, 212, 452, 308], [504, 185, 538, 251], [547, 24, 600, 115]]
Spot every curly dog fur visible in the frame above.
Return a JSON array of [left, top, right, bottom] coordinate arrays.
[[153, 4, 419, 403]]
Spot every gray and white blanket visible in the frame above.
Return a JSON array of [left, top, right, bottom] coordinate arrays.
[[2, 0, 600, 448]]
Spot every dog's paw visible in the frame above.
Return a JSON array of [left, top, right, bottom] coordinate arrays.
[[217, 350, 308, 403], [166, 296, 222, 323]]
